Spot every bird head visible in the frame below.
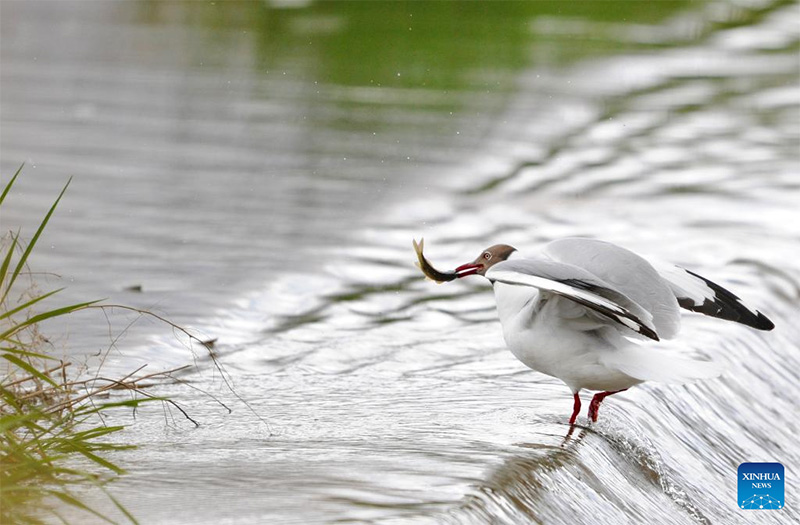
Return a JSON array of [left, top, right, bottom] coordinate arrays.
[[455, 244, 517, 277]]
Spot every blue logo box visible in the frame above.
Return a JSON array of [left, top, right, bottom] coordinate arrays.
[[738, 462, 784, 510]]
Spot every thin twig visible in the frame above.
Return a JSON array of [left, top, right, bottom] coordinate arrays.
[[79, 304, 273, 433], [167, 374, 232, 414], [94, 307, 143, 381], [94, 375, 199, 428], [46, 365, 147, 414]]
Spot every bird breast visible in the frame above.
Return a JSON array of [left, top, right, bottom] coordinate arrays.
[[492, 283, 610, 378]]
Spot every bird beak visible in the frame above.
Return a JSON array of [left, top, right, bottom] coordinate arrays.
[[454, 262, 482, 278]]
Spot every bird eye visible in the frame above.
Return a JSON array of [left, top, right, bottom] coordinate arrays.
[[483, 252, 492, 260]]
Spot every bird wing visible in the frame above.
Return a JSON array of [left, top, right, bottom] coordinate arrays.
[[542, 238, 682, 339], [486, 258, 660, 341], [649, 262, 775, 331]]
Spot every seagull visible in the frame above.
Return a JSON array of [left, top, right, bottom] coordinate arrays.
[[447, 238, 775, 425]]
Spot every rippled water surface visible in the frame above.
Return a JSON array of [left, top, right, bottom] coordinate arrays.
[[2, 1, 799, 523]]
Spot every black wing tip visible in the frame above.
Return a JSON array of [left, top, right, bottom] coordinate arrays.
[[682, 297, 775, 331], [680, 270, 775, 332], [622, 314, 659, 341], [753, 311, 775, 331], [640, 325, 660, 341]]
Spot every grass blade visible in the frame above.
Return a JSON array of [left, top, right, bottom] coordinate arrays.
[[0, 346, 54, 360], [45, 490, 115, 524], [0, 231, 20, 292], [0, 176, 72, 304], [1, 354, 59, 388], [58, 440, 125, 475], [0, 288, 63, 322], [0, 299, 100, 341], [0, 163, 24, 207], [69, 426, 126, 441], [103, 488, 139, 525]]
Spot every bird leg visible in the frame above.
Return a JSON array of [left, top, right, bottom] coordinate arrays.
[[569, 392, 581, 425], [588, 389, 628, 422]]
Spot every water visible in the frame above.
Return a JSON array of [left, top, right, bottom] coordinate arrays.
[[1, 1, 798, 523]]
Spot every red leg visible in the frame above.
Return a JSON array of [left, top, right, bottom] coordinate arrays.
[[569, 392, 581, 425], [588, 389, 628, 422]]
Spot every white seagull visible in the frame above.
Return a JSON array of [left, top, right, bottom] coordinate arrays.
[[418, 238, 775, 424]]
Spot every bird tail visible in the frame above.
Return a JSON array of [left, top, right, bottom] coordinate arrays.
[[601, 346, 724, 384]]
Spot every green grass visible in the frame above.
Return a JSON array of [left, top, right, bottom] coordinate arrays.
[[1, 164, 267, 523], [0, 165, 149, 524]]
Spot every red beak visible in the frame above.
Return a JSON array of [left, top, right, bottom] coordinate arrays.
[[454, 263, 482, 278]]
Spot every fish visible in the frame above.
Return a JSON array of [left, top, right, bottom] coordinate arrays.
[[412, 238, 457, 283]]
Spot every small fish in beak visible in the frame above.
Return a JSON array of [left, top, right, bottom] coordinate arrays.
[[413, 239, 516, 282], [412, 238, 458, 282]]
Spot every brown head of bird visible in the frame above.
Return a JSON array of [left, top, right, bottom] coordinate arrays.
[[455, 244, 517, 278]]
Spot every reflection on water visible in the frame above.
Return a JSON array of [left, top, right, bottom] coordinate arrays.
[[2, 0, 799, 523]]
